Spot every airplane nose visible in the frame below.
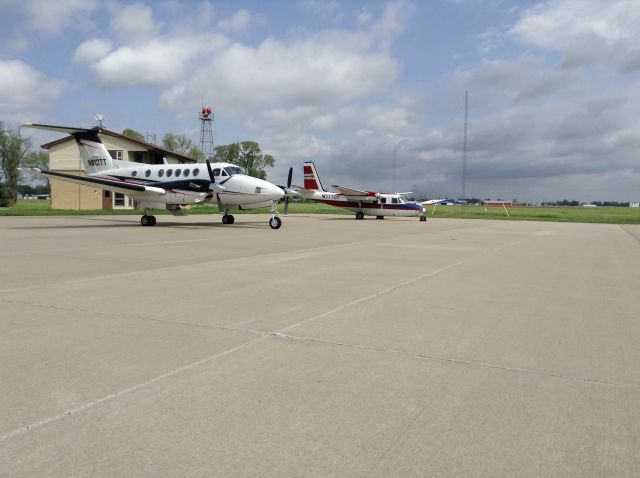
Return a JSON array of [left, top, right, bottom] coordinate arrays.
[[269, 184, 285, 200]]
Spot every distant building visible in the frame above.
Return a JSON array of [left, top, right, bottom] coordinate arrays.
[[631, 202, 640, 208], [482, 200, 514, 207], [42, 128, 197, 210]]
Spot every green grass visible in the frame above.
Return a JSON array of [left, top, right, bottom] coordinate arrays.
[[2, 200, 639, 224]]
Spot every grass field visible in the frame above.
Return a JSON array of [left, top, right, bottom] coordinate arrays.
[[2, 200, 639, 224]]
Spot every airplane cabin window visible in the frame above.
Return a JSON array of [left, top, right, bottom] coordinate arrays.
[[193, 168, 199, 176], [392, 198, 398, 204], [145, 169, 151, 177], [175, 169, 181, 177], [167, 169, 173, 177], [159, 169, 164, 177], [184, 169, 190, 177], [131, 170, 137, 177]]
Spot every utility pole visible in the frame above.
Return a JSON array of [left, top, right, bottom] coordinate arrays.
[[462, 91, 468, 203]]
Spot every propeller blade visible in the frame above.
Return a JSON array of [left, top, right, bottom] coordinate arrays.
[[206, 160, 215, 183], [287, 166, 293, 188], [205, 160, 225, 193]]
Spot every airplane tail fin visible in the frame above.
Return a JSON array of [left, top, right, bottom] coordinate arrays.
[[24, 123, 115, 174], [303, 161, 326, 191]]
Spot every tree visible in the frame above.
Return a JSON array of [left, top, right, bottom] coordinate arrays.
[[213, 141, 275, 179], [122, 128, 146, 141], [0, 123, 32, 205], [21, 150, 50, 191], [161, 133, 204, 160]]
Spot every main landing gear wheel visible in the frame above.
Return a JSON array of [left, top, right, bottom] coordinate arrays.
[[376, 216, 384, 220], [355, 211, 364, 220], [141, 215, 156, 226], [419, 215, 427, 222], [222, 214, 235, 225], [269, 216, 282, 229]]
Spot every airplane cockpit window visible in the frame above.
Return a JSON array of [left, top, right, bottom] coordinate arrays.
[[212, 168, 221, 176], [392, 197, 399, 204], [221, 169, 228, 177], [397, 197, 405, 203], [224, 166, 242, 176], [380, 197, 387, 204]]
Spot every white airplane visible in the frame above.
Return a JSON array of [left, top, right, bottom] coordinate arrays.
[[296, 161, 445, 221], [23, 123, 287, 229]]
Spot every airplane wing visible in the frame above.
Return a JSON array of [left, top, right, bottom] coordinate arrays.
[[33, 169, 166, 196], [421, 198, 447, 205], [331, 185, 379, 202]]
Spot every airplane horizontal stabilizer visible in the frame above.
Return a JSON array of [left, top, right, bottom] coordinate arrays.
[[42, 170, 166, 196], [22, 123, 98, 135]]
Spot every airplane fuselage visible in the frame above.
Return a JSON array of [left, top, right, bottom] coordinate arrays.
[[307, 191, 424, 217]]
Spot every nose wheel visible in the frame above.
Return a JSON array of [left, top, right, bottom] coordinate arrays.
[[269, 216, 282, 229], [141, 212, 156, 226], [222, 214, 235, 224], [269, 200, 282, 229]]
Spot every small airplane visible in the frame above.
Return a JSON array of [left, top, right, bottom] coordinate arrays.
[[295, 161, 445, 221], [23, 123, 287, 229]]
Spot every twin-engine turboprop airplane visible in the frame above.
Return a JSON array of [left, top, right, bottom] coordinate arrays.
[[296, 161, 444, 221], [23, 124, 286, 229]]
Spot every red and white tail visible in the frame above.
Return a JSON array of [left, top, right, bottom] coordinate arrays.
[[303, 161, 326, 191]]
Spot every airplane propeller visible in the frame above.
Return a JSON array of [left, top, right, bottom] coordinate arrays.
[[206, 159, 225, 194], [278, 166, 297, 216]]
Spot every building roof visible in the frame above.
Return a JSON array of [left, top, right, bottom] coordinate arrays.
[[40, 127, 197, 163]]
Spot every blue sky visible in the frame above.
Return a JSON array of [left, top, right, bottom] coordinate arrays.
[[1, 0, 639, 202]]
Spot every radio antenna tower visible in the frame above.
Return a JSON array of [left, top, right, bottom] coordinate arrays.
[[199, 106, 214, 159], [461, 91, 468, 202]]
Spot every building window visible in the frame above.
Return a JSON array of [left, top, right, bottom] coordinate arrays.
[[108, 150, 123, 160]]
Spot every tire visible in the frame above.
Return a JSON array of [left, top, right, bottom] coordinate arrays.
[[355, 212, 364, 220], [269, 216, 282, 229], [149, 216, 157, 226], [419, 216, 426, 222], [141, 216, 150, 226], [376, 216, 384, 220], [228, 215, 235, 224], [222, 214, 232, 224]]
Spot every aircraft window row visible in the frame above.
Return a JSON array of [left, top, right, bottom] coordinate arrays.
[[155, 168, 201, 179]]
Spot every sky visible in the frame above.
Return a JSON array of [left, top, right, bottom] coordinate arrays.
[[1, 0, 639, 202]]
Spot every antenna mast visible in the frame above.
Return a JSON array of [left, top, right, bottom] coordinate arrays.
[[462, 91, 468, 201], [199, 106, 215, 159]]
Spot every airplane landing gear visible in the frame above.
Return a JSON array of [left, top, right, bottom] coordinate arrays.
[[355, 211, 364, 220], [269, 216, 282, 229], [141, 210, 156, 226], [222, 214, 235, 224], [376, 216, 384, 220], [419, 215, 427, 222], [269, 200, 282, 229]]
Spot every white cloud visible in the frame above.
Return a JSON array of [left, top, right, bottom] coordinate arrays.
[[22, 0, 98, 35], [73, 38, 113, 63], [0, 60, 65, 121], [109, 3, 160, 42], [510, 0, 640, 71], [217, 9, 257, 33], [90, 34, 229, 87]]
